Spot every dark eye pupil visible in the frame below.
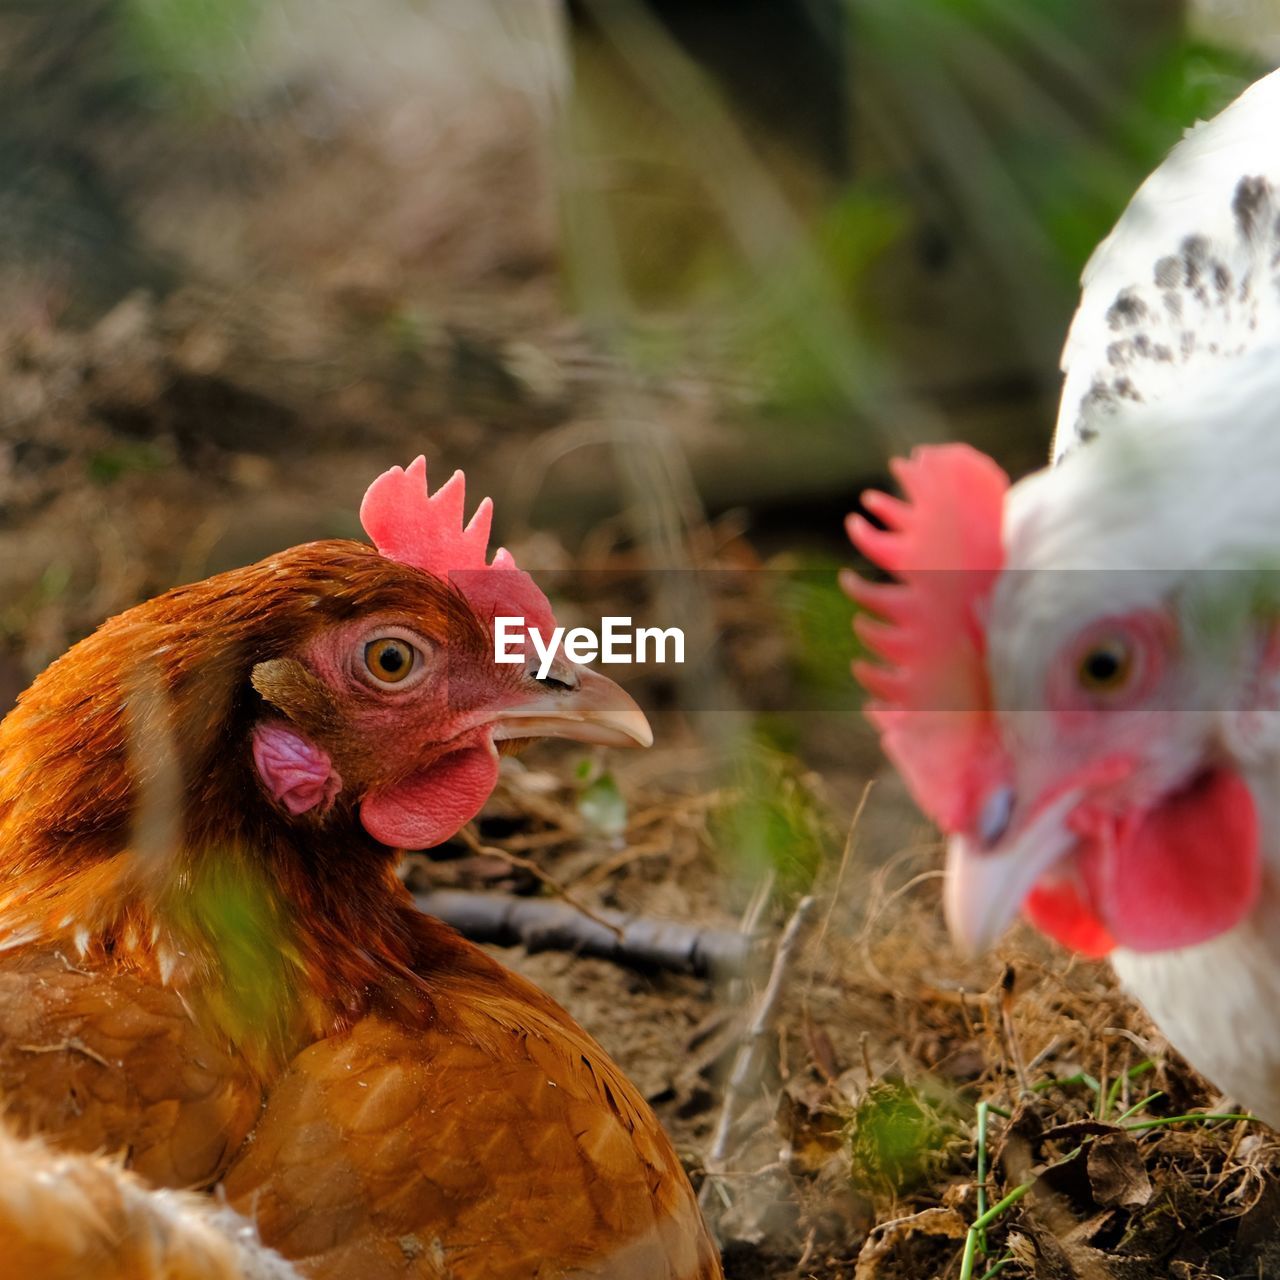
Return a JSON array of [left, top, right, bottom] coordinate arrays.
[[365, 638, 414, 683], [1085, 651, 1118, 682]]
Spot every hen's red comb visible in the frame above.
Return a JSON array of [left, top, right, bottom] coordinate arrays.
[[361, 457, 556, 634], [842, 444, 1009, 833]]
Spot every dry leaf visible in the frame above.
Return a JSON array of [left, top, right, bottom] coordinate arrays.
[[1086, 1131, 1152, 1208]]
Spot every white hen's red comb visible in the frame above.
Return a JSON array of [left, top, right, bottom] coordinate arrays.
[[842, 444, 1009, 833], [361, 457, 556, 634]]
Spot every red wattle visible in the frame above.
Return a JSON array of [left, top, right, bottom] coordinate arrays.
[[1025, 877, 1115, 958], [360, 745, 499, 850], [1084, 768, 1260, 952]]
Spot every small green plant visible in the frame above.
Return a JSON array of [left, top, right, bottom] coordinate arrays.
[[575, 761, 628, 840], [848, 1078, 964, 1198], [117, 0, 263, 110], [88, 441, 170, 484]]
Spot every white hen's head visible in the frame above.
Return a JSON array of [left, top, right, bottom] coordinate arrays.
[[845, 64, 1280, 959], [845, 391, 1280, 960]]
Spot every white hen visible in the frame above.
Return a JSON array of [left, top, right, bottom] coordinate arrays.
[[846, 68, 1280, 1121]]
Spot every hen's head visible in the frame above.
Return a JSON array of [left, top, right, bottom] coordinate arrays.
[[844, 426, 1276, 960], [3, 458, 650, 868], [245, 458, 650, 852]]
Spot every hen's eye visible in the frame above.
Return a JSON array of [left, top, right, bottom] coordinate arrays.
[[365, 637, 416, 684], [1078, 637, 1132, 692]]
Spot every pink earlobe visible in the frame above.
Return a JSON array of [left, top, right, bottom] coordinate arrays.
[[252, 723, 343, 816]]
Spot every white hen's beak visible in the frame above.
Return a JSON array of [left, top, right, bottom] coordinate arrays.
[[943, 789, 1081, 953], [489, 665, 653, 750]]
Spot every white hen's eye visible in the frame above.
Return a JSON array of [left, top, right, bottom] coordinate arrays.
[[364, 637, 417, 685], [1077, 636, 1134, 694], [1051, 610, 1169, 716]]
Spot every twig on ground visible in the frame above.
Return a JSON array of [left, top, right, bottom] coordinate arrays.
[[414, 890, 753, 978], [816, 782, 873, 955], [722, 869, 776, 1009], [802, 786, 870, 1087], [998, 965, 1031, 1097], [740, 870, 778, 939], [456, 824, 623, 939], [572, 838, 684, 889], [794, 1226, 818, 1271], [699, 894, 818, 1215], [1097, 1042, 1110, 1121], [1026, 1036, 1065, 1075], [854, 842, 945, 991]]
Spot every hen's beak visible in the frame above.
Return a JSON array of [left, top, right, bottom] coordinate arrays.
[[490, 665, 653, 750], [943, 789, 1080, 954]]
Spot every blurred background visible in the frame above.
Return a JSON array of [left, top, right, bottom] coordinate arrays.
[[0, 3, 1276, 1276]]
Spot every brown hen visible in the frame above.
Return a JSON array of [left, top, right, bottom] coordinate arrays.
[[0, 460, 721, 1279]]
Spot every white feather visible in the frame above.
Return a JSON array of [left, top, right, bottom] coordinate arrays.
[[1054, 69, 1280, 461]]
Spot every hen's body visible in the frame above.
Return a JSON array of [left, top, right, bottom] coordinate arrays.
[[0, 539, 720, 1278], [0, 928, 711, 1279]]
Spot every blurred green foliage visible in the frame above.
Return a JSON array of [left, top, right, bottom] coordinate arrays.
[[566, 0, 1263, 435], [1123, 36, 1259, 153], [732, 191, 907, 416], [0, 563, 73, 650], [117, 0, 263, 109], [854, 0, 1257, 280], [713, 736, 830, 895], [165, 850, 301, 1055], [775, 563, 862, 711], [88, 441, 172, 484], [1012, 38, 1256, 282]]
